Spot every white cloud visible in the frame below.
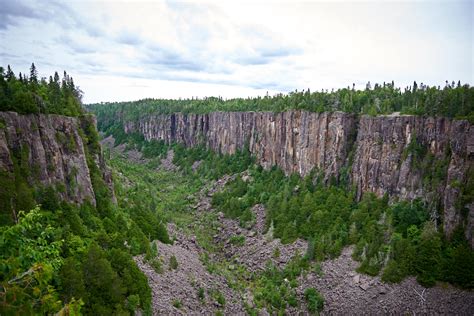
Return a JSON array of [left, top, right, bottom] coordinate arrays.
[[0, 0, 472, 103]]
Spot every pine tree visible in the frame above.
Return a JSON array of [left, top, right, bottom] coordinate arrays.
[[6, 65, 14, 81], [29, 63, 38, 84]]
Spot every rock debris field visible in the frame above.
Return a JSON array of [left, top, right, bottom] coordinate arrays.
[[135, 174, 474, 315]]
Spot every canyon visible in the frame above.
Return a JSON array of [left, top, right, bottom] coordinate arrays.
[[122, 111, 474, 245]]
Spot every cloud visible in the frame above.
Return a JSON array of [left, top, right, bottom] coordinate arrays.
[[58, 34, 97, 54], [0, 0, 471, 103], [232, 47, 301, 66], [0, 0, 42, 29], [115, 30, 142, 46], [0, 0, 104, 37]]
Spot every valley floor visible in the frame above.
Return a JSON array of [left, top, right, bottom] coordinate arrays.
[[136, 176, 474, 315]]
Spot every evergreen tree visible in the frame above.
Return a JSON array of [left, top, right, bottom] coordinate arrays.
[[29, 63, 38, 84]]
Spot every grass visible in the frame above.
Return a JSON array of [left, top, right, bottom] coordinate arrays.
[[229, 235, 245, 246], [172, 299, 182, 309]]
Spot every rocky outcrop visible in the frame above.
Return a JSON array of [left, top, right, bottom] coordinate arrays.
[[352, 115, 474, 238], [125, 111, 357, 178], [121, 111, 473, 244], [0, 111, 115, 208]]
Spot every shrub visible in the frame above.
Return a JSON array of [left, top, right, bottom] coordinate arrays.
[[150, 258, 163, 274], [197, 287, 205, 301], [381, 260, 406, 283], [211, 290, 226, 306], [304, 288, 324, 314], [169, 255, 179, 270], [229, 235, 245, 246], [172, 299, 182, 309]]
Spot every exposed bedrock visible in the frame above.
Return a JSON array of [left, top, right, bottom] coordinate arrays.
[[0, 111, 116, 207], [123, 111, 473, 244]]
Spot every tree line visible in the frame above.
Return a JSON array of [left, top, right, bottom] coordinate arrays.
[[0, 64, 83, 116], [88, 80, 474, 124]]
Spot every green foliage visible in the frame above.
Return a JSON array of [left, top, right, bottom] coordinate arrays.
[[90, 95, 474, 291], [0, 144, 37, 225], [176, 143, 254, 180], [0, 64, 83, 116], [107, 248, 152, 314], [381, 213, 474, 288], [210, 289, 226, 306], [0, 162, 158, 314], [414, 223, 442, 287], [59, 257, 85, 305], [253, 256, 310, 313], [213, 167, 353, 258], [391, 200, 429, 237], [150, 258, 163, 274], [273, 247, 281, 259], [87, 81, 474, 121], [402, 134, 427, 166], [229, 235, 245, 246], [304, 287, 324, 314], [172, 299, 182, 309], [0, 68, 168, 315], [442, 242, 474, 288], [0, 207, 64, 272], [210, 158, 474, 289], [457, 167, 474, 220], [197, 287, 205, 301], [127, 294, 140, 314], [0, 204, 153, 315], [81, 243, 125, 313], [169, 255, 179, 270], [0, 208, 64, 314]]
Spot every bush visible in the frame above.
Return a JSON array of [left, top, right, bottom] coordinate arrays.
[[169, 255, 179, 270], [304, 288, 324, 314], [172, 299, 182, 309], [197, 287, 205, 301], [229, 235, 245, 246], [127, 294, 140, 313], [381, 260, 406, 283], [216, 292, 226, 306], [150, 258, 163, 274]]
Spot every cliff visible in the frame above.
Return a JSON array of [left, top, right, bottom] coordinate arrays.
[[352, 115, 474, 243], [0, 112, 115, 216], [122, 111, 473, 245]]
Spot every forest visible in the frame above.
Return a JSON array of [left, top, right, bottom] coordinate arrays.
[[1, 64, 473, 315], [87, 80, 474, 123], [0, 66, 170, 315], [0, 64, 83, 116]]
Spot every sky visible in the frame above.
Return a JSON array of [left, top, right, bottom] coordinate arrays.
[[0, 0, 472, 103]]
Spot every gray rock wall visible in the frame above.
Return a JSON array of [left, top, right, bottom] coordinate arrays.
[[0, 111, 115, 207], [123, 110, 473, 245], [352, 115, 474, 241]]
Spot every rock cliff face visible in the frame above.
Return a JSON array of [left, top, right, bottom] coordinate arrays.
[[122, 110, 473, 245], [125, 111, 357, 177], [352, 115, 474, 241], [0, 111, 115, 208]]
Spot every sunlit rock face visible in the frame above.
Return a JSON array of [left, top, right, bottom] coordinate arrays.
[[125, 111, 357, 178], [352, 115, 473, 241], [123, 111, 473, 245], [0, 111, 115, 207]]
